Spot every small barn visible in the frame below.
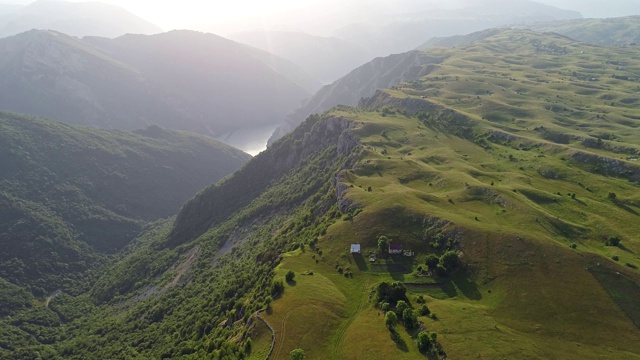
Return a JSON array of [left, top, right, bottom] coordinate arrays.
[[388, 243, 403, 254], [350, 244, 361, 254]]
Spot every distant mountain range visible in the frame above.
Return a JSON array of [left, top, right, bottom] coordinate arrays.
[[419, 16, 640, 49], [329, 0, 581, 57], [229, 31, 374, 85], [0, 29, 318, 152], [0, 0, 162, 38]]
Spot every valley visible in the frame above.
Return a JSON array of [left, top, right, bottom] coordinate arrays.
[[1, 3, 640, 360]]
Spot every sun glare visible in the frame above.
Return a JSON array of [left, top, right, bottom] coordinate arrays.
[[93, 0, 321, 34]]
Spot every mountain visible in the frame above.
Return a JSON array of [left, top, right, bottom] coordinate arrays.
[[332, 0, 582, 57], [419, 28, 506, 50], [0, 0, 162, 38], [421, 16, 640, 50], [0, 111, 249, 296], [0, 29, 317, 153], [3, 28, 640, 359], [229, 31, 373, 85], [526, 15, 640, 46], [268, 50, 444, 145]]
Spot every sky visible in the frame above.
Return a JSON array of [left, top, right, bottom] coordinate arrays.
[[3, 0, 640, 34]]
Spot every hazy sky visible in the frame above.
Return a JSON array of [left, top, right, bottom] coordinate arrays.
[[3, 0, 640, 34]]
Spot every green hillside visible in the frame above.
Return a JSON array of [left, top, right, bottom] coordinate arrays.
[[420, 16, 640, 50], [3, 29, 640, 359], [528, 16, 640, 46], [0, 112, 249, 296]]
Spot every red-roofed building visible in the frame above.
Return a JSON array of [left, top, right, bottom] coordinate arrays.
[[388, 243, 403, 254]]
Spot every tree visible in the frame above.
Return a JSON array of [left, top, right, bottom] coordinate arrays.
[[384, 311, 397, 328], [377, 236, 390, 254], [608, 192, 617, 200], [290, 348, 305, 360], [416, 331, 431, 352], [403, 308, 418, 329], [285, 270, 295, 283], [440, 251, 460, 270], [425, 254, 439, 270], [396, 300, 409, 317]]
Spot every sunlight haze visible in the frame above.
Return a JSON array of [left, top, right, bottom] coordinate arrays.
[[3, 0, 640, 35]]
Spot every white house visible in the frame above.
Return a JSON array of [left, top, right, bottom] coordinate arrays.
[[350, 244, 361, 254]]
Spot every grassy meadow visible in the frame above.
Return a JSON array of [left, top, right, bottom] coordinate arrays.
[[262, 29, 640, 359]]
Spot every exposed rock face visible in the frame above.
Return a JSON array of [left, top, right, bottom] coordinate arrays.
[[268, 50, 445, 145], [170, 114, 361, 246], [571, 151, 640, 182]]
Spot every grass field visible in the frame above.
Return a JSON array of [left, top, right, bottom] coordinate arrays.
[[264, 29, 640, 359]]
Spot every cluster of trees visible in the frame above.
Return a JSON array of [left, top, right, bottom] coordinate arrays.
[[417, 331, 439, 352], [421, 250, 460, 276], [384, 300, 419, 329], [376, 280, 445, 357], [375, 281, 408, 307]]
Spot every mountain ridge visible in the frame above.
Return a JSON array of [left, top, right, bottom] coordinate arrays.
[[0, 29, 317, 152], [0, 111, 249, 295], [0, 0, 162, 38]]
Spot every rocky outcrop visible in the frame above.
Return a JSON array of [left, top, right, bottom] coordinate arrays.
[[570, 151, 640, 182], [170, 114, 361, 246]]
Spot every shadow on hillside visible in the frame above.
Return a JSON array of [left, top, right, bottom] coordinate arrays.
[[451, 273, 482, 300], [439, 280, 458, 298], [286, 280, 297, 287], [573, 198, 587, 207], [614, 200, 639, 216], [390, 329, 409, 352], [353, 253, 368, 271], [617, 243, 635, 254]]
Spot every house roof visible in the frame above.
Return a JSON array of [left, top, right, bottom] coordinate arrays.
[[389, 243, 403, 250], [350, 244, 361, 252]]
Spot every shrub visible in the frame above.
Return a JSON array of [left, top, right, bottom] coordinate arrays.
[[419, 304, 431, 316], [285, 270, 295, 283], [384, 311, 397, 328], [627, 263, 638, 269], [271, 281, 284, 296], [605, 236, 621, 247], [290, 348, 305, 360], [612, 255, 619, 261]]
